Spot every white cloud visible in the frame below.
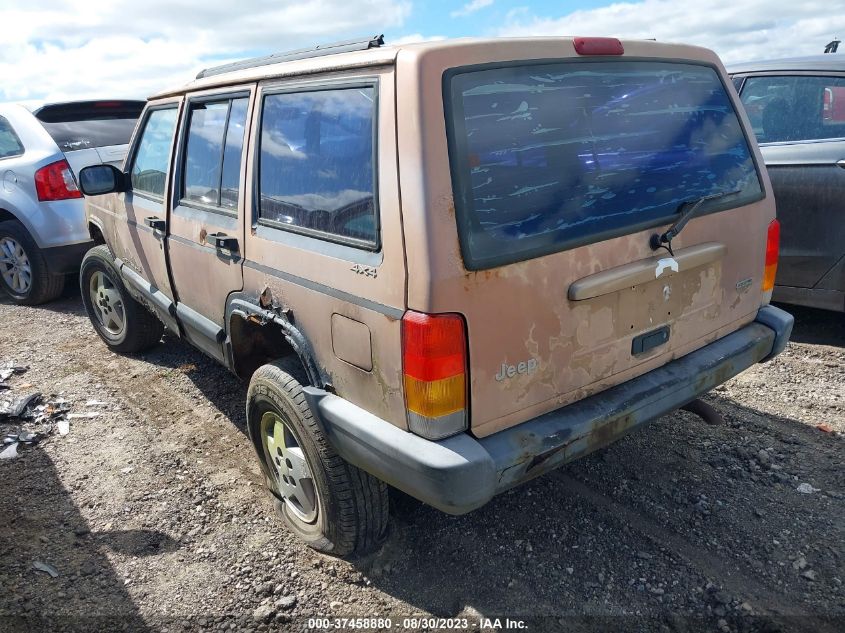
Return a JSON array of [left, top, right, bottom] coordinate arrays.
[[0, 0, 411, 102], [390, 33, 447, 45], [500, 0, 843, 65], [451, 0, 494, 19]]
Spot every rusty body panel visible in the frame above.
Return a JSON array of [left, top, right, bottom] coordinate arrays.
[[395, 38, 775, 437]]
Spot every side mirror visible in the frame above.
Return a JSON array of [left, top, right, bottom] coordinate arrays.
[[79, 164, 126, 196]]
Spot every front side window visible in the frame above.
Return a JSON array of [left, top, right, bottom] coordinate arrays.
[[258, 85, 377, 248], [182, 97, 249, 210], [739, 75, 845, 143], [0, 116, 24, 159], [131, 108, 178, 198], [446, 61, 763, 269]]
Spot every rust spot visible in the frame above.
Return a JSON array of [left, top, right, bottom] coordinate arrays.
[[259, 285, 272, 309], [199, 228, 208, 243], [589, 414, 636, 452]]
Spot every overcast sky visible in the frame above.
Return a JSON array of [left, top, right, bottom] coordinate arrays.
[[1, 0, 841, 103]]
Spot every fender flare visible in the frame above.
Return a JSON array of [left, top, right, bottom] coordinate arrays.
[[225, 295, 330, 389]]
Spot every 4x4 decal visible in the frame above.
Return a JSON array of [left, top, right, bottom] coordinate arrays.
[[350, 263, 377, 278]]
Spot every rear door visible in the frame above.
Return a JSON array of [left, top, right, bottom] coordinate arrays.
[[737, 73, 845, 289], [166, 87, 254, 361], [401, 47, 773, 438]]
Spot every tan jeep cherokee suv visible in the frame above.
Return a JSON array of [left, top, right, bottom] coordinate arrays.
[[78, 35, 793, 557]]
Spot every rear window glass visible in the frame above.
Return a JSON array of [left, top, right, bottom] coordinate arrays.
[[258, 86, 377, 248], [738, 75, 845, 143], [446, 61, 763, 269], [181, 97, 249, 211], [36, 102, 143, 152], [0, 116, 24, 159]]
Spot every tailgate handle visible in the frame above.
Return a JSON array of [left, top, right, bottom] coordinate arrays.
[[569, 242, 726, 301], [208, 232, 239, 252], [632, 325, 670, 356], [144, 216, 166, 231]]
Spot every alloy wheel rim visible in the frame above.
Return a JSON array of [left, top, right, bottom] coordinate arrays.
[[261, 411, 319, 523], [89, 270, 126, 335], [0, 237, 32, 294]]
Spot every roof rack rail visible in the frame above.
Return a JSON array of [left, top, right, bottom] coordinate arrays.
[[196, 34, 386, 79]]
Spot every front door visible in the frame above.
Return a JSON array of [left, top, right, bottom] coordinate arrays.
[[112, 102, 181, 329], [166, 88, 254, 361]]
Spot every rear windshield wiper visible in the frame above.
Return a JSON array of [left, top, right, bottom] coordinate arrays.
[[650, 189, 741, 256]]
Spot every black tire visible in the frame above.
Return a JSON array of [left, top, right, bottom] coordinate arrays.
[[0, 220, 65, 305], [79, 245, 164, 353], [247, 357, 389, 557]]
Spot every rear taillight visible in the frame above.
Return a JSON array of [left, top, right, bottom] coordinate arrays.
[[402, 311, 468, 440], [762, 219, 780, 301], [34, 160, 82, 201]]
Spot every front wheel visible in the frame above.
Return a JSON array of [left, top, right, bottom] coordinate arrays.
[[79, 245, 164, 353], [247, 358, 388, 557]]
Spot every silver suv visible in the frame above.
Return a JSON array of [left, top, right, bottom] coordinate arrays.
[[0, 100, 143, 304]]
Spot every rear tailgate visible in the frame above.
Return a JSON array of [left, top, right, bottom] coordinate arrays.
[[398, 39, 775, 438], [62, 145, 131, 176], [33, 100, 143, 171]]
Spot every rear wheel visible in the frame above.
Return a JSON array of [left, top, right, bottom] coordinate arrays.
[[247, 358, 389, 557], [0, 220, 64, 305], [79, 245, 164, 353]]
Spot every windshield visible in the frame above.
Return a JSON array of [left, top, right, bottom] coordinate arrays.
[[445, 60, 764, 269]]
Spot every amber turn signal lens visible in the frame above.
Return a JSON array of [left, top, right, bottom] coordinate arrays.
[[402, 311, 468, 439]]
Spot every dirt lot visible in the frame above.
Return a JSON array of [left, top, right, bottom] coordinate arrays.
[[0, 287, 843, 633]]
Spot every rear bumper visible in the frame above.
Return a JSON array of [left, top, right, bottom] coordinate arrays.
[[305, 305, 794, 515], [42, 240, 94, 274]]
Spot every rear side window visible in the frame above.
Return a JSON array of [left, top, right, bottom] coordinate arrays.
[[739, 75, 845, 143], [35, 101, 144, 152], [130, 108, 178, 198], [182, 97, 249, 211], [445, 61, 763, 269], [257, 85, 377, 248], [0, 116, 24, 159]]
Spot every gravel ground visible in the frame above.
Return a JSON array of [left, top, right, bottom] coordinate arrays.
[[0, 288, 842, 633]]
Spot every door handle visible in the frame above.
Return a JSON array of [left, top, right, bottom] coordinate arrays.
[[208, 232, 239, 252], [144, 216, 166, 231]]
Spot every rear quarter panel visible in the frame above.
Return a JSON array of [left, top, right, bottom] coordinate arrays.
[[240, 67, 408, 428]]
